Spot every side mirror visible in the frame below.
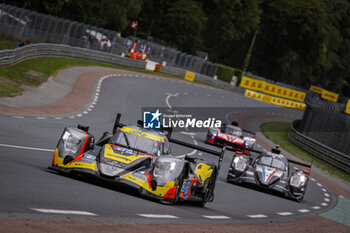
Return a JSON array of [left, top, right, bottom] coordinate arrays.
[[271, 148, 281, 154], [185, 155, 197, 163], [63, 155, 74, 165]]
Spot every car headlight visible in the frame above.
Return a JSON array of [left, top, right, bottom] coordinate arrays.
[[153, 156, 183, 186], [208, 130, 218, 138], [244, 140, 254, 149], [62, 131, 82, 154], [290, 174, 306, 188], [233, 156, 247, 172]]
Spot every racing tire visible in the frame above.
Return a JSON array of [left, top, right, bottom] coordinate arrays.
[[195, 201, 206, 207], [201, 167, 217, 205], [173, 178, 184, 204]]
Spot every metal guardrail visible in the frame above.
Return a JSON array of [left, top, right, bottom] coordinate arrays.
[[288, 120, 350, 173], [0, 43, 146, 69]]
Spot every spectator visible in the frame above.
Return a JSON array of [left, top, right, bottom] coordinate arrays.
[[16, 40, 26, 48]]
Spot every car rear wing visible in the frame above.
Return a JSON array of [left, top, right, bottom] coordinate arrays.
[[233, 144, 312, 171]]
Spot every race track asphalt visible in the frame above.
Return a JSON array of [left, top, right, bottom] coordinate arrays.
[[0, 68, 348, 232]]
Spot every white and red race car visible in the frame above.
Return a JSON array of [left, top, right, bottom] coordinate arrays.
[[205, 122, 256, 153]]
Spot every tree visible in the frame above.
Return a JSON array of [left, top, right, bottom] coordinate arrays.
[[202, 0, 261, 65], [249, 0, 342, 91]]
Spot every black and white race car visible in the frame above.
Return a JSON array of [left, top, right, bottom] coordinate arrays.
[[227, 146, 311, 202]]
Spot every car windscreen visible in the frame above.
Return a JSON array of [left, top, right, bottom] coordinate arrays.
[[222, 126, 243, 137], [258, 156, 286, 170], [110, 131, 162, 156]]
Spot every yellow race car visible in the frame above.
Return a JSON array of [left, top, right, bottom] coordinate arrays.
[[50, 114, 225, 206]]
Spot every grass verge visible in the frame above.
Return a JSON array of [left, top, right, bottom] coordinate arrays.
[[261, 121, 350, 183], [0, 57, 187, 97], [0, 33, 37, 50]]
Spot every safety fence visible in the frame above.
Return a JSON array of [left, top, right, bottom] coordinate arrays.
[[0, 3, 217, 77], [297, 98, 350, 155], [289, 120, 350, 173]]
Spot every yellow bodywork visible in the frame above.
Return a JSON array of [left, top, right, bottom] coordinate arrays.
[[194, 163, 214, 186], [53, 148, 97, 171], [122, 173, 176, 197], [103, 144, 150, 164]]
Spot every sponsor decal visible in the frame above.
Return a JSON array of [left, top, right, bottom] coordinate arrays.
[[143, 109, 162, 129], [181, 178, 193, 199], [143, 108, 221, 130], [83, 153, 96, 160]]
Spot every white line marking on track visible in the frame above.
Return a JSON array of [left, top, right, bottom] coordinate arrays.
[[310, 178, 316, 182], [321, 202, 328, 206], [202, 215, 230, 219], [12, 116, 24, 119], [247, 214, 267, 218], [69, 116, 75, 119], [165, 92, 179, 109], [324, 193, 329, 197], [76, 114, 82, 117], [324, 198, 330, 202], [0, 143, 54, 152], [31, 208, 96, 216], [312, 206, 321, 209], [180, 131, 197, 136], [36, 117, 46, 120], [298, 209, 310, 213], [137, 214, 178, 219], [316, 183, 322, 187], [54, 117, 62, 119], [322, 188, 327, 192], [277, 212, 293, 216]]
